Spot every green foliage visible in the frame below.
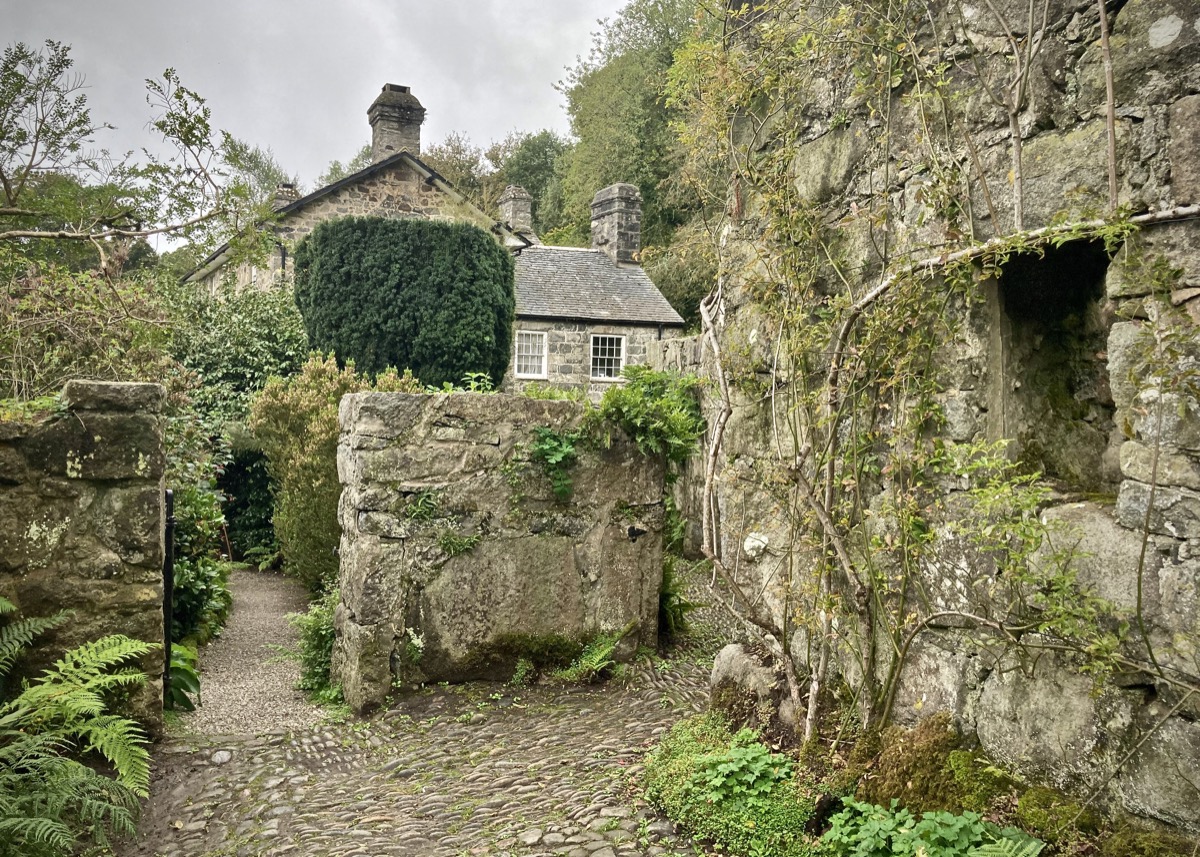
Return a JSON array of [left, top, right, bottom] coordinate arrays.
[[520, 382, 585, 402], [692, 733, 794, 809], [644, 712, 815, 857], [280, 587, 342, 705], [0, 599, 154, 856], [659, 554, 699, 644], [597, 366, 705, 474], [822, 799, 1043, 857], [553, 0, 700, 245], [317, 143, 372, 187], [404, 490, 441, 522], [293, 216, 515, 388], [946, 750, 1013, 814], [509, 657, 536, 687], [0, 252, 172, 400], [1098, 827, 1200, 857], [438, 531, 481, 557], [0, 599, 68, 690], [160, 274, 308, 425], [552, 631, 625, 684], [856, 713, 966, 813], [165, 644, 201, 712], [170, 487, 232, 643], [530, 426, 583, 501], [1014, 787, 1100, 845], [250, 354, 421, 592], [218, 445, 276, 558]]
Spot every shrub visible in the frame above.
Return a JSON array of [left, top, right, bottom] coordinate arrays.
[[644, 712, 815, 857], [597, 365, 705, 474], [170, 486, 232, 643], [250, 354, 421, 592], [281, 587, 341, 704], [0, 597, 153, 856], [293, 217, 515, 387], [160, 274, 309, 425], [659, 554, 699, 645]]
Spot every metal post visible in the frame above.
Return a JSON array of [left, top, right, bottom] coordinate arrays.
[[162, 489, 175, 707]]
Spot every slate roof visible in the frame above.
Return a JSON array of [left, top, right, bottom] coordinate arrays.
[[514, 246, 684, 327]]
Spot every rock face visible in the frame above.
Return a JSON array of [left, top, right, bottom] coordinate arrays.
[[710, 643, 796, 738], [652, 0, 1200, 835], [0, 381, 165, 732], [333, 392, 664, 714]]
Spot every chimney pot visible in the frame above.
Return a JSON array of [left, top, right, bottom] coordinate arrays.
[[498, 185, 534, 234], [590, 182, 642, 264], [368, 83, 425, 162], [272, 181, 300, 210]]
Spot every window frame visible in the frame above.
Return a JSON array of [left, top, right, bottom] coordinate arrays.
[[589, 333, 626, 381], [513, 329, 549, 380]]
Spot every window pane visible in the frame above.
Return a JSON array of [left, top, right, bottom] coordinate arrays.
[[515, 331, 545, 377], [590, 335, 624, 379]]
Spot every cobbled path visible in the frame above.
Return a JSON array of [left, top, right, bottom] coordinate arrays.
[[121, 569, 733, 857]]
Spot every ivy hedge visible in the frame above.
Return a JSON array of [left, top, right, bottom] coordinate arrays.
[[293, 217, 515, 387]]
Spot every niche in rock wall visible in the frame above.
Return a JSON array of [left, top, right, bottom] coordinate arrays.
[[986, 240, 1117, 493]]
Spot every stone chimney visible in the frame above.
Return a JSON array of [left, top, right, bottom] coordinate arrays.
[[368, 84, 426, 162], [498, 185, 534, 233], [590, 182, 642, 265], [272, 182, 300, 210]]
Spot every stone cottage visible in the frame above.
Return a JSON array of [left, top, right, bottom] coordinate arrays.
[[185, 84, 683, 394]]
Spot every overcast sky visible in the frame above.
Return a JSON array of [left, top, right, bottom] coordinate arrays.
[[7, 1, 628, 189]]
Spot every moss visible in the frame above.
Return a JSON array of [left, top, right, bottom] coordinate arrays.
[[0, 395, 59, 423], [856, 712, 966, 813], [1015, 786, 1102, 844], [1099, 826, 1200, 857], [946, 749, 1014, 813], [457, 632, 585, 677]]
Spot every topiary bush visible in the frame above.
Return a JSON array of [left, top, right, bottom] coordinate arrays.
[[293, 217, 515, 387], [249, 354, 421, 593]]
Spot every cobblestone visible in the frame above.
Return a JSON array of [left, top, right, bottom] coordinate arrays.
[[120, 567, 732, 856]]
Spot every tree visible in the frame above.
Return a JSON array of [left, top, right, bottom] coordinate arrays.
[[222, 136, 299, 204], [496, 130, 569, 232], [422, 131, 507, 214], [316, 143, 372, 187], [293, 217, 515, 387], [0, 40, 266, 263], [553, 0, 700, 245]]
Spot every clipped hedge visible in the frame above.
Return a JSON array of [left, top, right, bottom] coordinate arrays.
[[249, 355, 421, 593], [293, 217, 515, 387]]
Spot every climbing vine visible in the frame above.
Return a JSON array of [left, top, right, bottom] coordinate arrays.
[[667, 0, 1200, 747]]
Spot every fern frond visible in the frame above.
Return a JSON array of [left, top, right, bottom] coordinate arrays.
[[0, 815, 74, 852], [0, 611, 70, 678], [40, 635, 155, 688], [78, 714, 151, 795], [971, 837, 1045, 857]]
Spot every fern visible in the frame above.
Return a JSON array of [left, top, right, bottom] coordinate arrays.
[[0, 597, 69, 679], [0, 603, 152, 856], [971, 837, 1046, 857]]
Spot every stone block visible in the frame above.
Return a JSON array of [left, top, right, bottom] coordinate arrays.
[[22, 413, 164, 482], [332, 605, 395, 716], [1131, 389, 1200, 452], [61, 380, 164, 414], [1121, 440, 1200, 491], [889, 631, 985, 727], [1117, 479, 1200, 538], [1118, 715, 1200, 832], [975, 650, 1133, 791], [1106, 322, 1148, 406], [710, 643, 795, 736], [1079, 0, 1200, 107], [1171, 95, 1200, 204], [790, 124, 868, 204], [1040, 501, 1162, 615]]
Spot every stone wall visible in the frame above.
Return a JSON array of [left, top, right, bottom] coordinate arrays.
[[0, 381, 165, 730], [504, 319, 671, 400], [653, 0, 1200, 833], [333, 392, 664, 714]]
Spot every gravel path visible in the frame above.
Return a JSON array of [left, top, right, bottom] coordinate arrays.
[[174, 568, 323, 737]]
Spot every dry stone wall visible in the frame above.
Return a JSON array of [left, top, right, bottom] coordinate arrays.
[[654, 0, 1200, 834], [333, 392, 664, 714], [0, 381, 165, 730]]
